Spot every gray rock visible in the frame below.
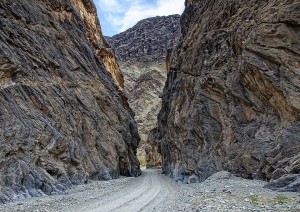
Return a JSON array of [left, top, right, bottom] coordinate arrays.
[[155, 0, 300, 187], [206, 171, 232, 181], [265, 174, 300, 192], [0, 0, 140, 203], [106, 15, 180, 63]]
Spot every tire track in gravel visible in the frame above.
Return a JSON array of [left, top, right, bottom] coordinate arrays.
[[85, 169, 172, 212]]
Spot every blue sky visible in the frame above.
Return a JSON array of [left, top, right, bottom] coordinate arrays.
[[94, 0, 185, 36]]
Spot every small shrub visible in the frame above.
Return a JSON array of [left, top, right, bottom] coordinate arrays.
[[137, 155, 146, 168], [276, 194, 289, 204], [249, 195, 259, 204]]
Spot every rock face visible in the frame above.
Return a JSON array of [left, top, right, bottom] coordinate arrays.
[[0, 0, 140, 203], [156, 0, 300, 184], [265, 174, 300, 192], [106, 15, 180, 165], [106, 15, 180, 63]]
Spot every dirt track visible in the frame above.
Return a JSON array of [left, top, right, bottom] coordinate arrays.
[[85, 169, 174, 212], [1, 168, 299, 212], [0, 169, 178, 212]]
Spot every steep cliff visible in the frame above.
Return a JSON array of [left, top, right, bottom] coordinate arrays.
[[0, 0, 140, 203], [106, 15, 180, 165], [157, 0, 300, 186]]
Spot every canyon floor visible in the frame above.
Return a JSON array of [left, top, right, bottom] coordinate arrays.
[[1, 169, 300, 212]]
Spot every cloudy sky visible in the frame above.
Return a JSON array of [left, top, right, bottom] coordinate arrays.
[[94, 0, 185, 36]]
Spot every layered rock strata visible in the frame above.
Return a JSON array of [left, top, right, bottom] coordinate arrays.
[[0, 0, 140, 203], [107, 15, 180, 164], [156, 0, 300, 184]]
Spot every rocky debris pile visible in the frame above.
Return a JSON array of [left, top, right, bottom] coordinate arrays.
[[0, 0, 140, 203], [173, 171, 300, 212], [156, 0, 300, 186], [106, 15, 180, 163]]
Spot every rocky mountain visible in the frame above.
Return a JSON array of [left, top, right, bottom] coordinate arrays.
[[106, 15, 180, 164], [0, 0, 140, 203], [154, 0, 300, 189], [106, 15, 180, 63]]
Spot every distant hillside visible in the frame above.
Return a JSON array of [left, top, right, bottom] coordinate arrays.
[[106, 14, 180, 62], [106, 15, 180, 165]]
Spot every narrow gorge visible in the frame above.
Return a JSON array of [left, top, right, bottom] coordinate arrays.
[[0, 0, 300, 211], [106, 15, 180, 167]]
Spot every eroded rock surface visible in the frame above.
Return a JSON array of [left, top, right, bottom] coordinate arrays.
[[156, 0, 300, 184], [107, 15, 180, 165], [106, 15, 180, 63], [265, 174, 300, 192], [0, 0, 140, 203]]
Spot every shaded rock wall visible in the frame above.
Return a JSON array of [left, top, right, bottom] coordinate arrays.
[[146, 127, 162, 168], [157, 0, 300, 183], [106, 15, 180, 165], [0, 0, 140, 203]]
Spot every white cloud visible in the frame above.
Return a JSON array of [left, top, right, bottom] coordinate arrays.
[[97, 0, 118, 8], [95, 0, 185, 34], [119, 0, 184, 31]]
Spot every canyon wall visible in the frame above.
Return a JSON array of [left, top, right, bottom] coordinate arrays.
[[0, 0, 140, 203], [156, 0, 300, 186], [107, 15, 180, 166]]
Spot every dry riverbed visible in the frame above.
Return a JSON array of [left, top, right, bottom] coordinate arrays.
[[1, 168, 299, 212]]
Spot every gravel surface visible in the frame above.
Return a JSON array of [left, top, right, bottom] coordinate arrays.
[[0, 168, 299, 212]]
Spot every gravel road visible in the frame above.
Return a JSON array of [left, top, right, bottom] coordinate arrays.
[[1, 168, 299, 212], [81, 168, 174, 212]]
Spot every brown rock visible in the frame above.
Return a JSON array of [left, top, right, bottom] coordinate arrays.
[[145, 128, 162, 168], [272, 168, 288, 180], [0, 0, 140, 203]]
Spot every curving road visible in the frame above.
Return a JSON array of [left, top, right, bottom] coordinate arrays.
[[0, 168, 180, 212], [84, 169, 174, 212]]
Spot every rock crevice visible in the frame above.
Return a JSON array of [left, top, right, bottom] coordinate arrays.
[[107, 15, 180, 165]]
